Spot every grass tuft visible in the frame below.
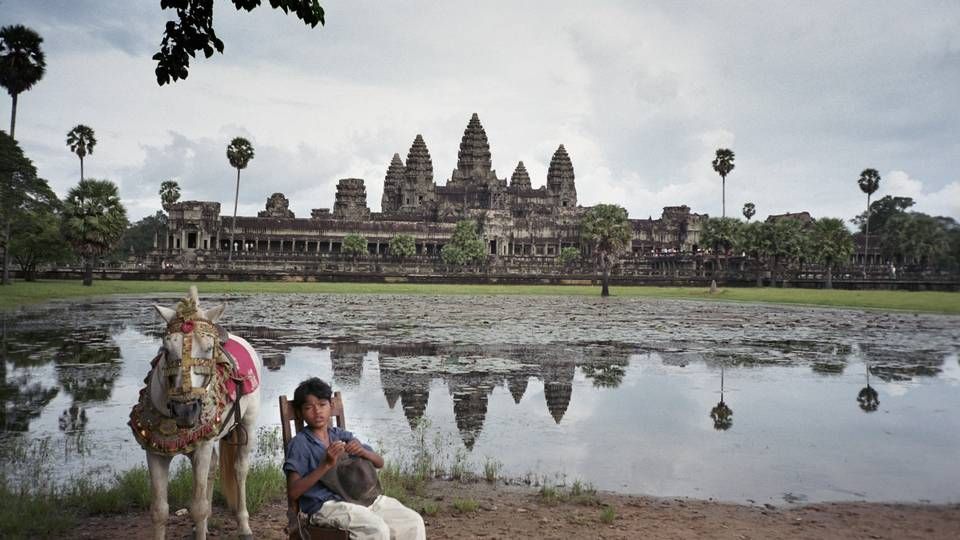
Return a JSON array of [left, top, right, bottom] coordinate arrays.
[[600, 504, 617, 524], [452, 498, 479, 513]]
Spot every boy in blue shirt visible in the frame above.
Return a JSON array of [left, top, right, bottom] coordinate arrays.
[[284, 377, 425, 539]]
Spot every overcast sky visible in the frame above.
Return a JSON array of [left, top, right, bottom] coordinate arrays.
[[3, 1, 959, 223]]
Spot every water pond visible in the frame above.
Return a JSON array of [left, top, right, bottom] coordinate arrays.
[[1, 292, 958, 505]]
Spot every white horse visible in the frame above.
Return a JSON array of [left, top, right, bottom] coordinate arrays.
[[129, 287, 262, 540]]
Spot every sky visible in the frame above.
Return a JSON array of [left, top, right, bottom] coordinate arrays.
[[3, 0, 959, 223]]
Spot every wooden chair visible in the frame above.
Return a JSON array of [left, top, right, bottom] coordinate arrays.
[[280, 392, 350, 540]]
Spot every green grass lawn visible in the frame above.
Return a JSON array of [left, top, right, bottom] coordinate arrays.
[[0, 279, 957, 313]]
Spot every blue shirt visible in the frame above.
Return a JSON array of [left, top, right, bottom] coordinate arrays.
[[283, 426, 372, 515]]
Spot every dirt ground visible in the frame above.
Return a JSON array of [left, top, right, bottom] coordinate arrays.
[[65, 479, 960, 540]]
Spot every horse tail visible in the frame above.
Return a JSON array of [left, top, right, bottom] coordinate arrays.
[[219, 437, 239, 512]]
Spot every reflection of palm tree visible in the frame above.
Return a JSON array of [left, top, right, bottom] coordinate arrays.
[[857, 363, 880, 412], [710, 366, 733, 430], [581, 360, 627, 388]]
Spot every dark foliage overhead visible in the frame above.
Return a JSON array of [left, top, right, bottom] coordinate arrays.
[[154, 0, 325, 85]]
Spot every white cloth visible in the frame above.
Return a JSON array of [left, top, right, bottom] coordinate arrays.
[[309, 495, 426, 540]]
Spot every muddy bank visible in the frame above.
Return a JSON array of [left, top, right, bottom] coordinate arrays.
[[63, 479, 960, 539]]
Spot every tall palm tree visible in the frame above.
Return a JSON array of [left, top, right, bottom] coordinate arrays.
[[857, 168, 881, 275], [226, 137, 254, 261], [61, 179, 128, 286], [66, 125, 96, 181], [158, 179, 181, 209], [711, 148, 735, 218], [742, 202, 755, 222], [0, 25, 46, 139]]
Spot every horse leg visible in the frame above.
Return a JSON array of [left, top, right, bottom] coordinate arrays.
[[147, 452, 173, 540], [234, 399, 260, 539], [189, 442, 216, 540]]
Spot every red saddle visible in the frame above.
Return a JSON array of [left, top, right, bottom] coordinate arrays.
[[222, 338, 260, 401]]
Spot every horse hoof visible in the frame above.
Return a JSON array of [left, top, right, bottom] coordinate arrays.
[[239, 535, 254, 540]]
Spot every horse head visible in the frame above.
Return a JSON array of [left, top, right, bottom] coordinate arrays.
[[153, 286, 227, 428]]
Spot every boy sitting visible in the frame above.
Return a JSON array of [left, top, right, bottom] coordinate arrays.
[[285, 377, 426, 540]]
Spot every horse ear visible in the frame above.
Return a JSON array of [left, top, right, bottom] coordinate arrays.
[[155, 304, 177, 323], [204, 304, 226, 323]]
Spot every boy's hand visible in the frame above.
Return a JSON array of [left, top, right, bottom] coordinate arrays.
[[325, 440, 346, 466], [344, 439, 365, 456]]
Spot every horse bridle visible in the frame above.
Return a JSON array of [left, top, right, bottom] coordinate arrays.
[[162, 317, 226, 403]]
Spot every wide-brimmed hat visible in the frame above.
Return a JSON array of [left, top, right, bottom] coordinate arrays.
[[319, 455, 382, 507]]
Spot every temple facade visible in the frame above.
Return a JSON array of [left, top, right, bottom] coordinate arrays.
[[160, 114, 707, 265]]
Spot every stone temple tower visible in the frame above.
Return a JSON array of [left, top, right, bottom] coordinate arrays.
[[547, 144, 577, 208], [401, 134, 435, 210], [448, 113, 504, 190], [510, 161, 532, 189], [381, 153, 404, 212]]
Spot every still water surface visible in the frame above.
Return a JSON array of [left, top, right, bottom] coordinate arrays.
[[1, 293, 958, 505]]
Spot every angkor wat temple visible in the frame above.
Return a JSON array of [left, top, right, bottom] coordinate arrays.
[[159, 114, 708, 274]]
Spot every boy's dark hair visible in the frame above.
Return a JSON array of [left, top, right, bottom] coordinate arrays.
[[293, 377, 332, 409]]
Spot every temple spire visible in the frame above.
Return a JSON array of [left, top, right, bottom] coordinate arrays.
[[381, 153, 405, 212], [547, 144, 577, 208], [456, 113, 492, 177], [510, 161, 531, 189]]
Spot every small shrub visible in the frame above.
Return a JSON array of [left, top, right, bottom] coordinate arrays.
[[539, 484, 561, 505], [452, 498, 479, 513], [421, 501, 440, 516], [482, 457, 502, 483], [450, 448, 470, 481], [600, 505, 616, 524]]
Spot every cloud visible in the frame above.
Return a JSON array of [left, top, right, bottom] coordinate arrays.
[[882, 170, 960, 219], [4, 1, 959, 223]]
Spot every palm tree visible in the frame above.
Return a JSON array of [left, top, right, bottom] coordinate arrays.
[[66, 125, 96, 181], [226, 137, 254, 261], [61, 179, 128, 286], [580, 204, 632, 297], [810, 217, 854, 289], [0, 25, 46, 139], [742, 202, 755, 222], [857, 168, 881, 275], [158, 179, 181, 209], [711, 148, 735, 218]]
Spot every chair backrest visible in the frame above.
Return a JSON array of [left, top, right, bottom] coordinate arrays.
[[280, 391, 346, 458]]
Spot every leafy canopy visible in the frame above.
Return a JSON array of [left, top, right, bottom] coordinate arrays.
[[441, 220, 486, 266], [1, 131, 58, 229], [880, 212, 949, 265], [809, 218, 854, 267], [66, 124, 97, 159], [159, 180, 182, 208], [858, 168, 881, 197], [0, 24, 46, 97], [701, 217, 743, 254], [61, 179, 129, 259], [851, 195, 914, 234], [742, 202, 756, 221], [580, 204, 631, 261], [227, 137, 255, 169], [341, 233, 367, 257], [712, 148, 735, 179], [11, 207, 72, 275], [112, 211, 169, 260], [388, 233, 416, 258], [559, 246, 581, 266], [154, 0, 325, 85]]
